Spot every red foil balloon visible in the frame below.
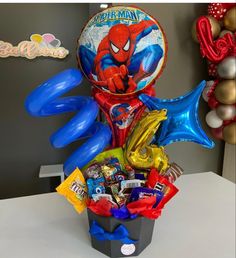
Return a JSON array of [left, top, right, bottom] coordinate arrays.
[[93, 85, 155, 147], [196, 16, 236, 64]]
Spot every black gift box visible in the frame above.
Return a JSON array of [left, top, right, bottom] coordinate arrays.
[[87, 209, 155, 257]]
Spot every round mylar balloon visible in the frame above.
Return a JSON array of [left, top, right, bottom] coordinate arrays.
[[77, 6, 167, 95]]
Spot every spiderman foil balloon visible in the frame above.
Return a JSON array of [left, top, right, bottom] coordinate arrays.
[[78, 6, 167, 147]]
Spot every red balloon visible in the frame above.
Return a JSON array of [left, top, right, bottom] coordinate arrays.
[[196, 16, 235, 63], [208, 3, 236, 20], [210, 126, 224, 140], [223, 119, 235, 126], [221, 3, 236, 10], [208, 62, 217, 77], [208, 95, 219, 109], [93, 85, 155, 147]]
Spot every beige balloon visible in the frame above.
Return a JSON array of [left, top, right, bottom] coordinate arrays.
[[223, 123, 236, 144], [224, 7, 236, 32], [219, 30, 234, 38], [215, 80, 236, 105], [192, 16, 221, 43], [216, 105, 236, 120]]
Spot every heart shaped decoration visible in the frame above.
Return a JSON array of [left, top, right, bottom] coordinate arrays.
[[42, 33, 55, 43]]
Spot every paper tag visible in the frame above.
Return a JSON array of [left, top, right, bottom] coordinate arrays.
[[120, 244, 136, 256]]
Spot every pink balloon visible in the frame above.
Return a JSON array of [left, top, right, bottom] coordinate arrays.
[[211, 126, 224, 140], [42, 33, 55, 43]]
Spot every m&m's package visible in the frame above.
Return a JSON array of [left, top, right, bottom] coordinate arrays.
[[56, 168, 88, 214]]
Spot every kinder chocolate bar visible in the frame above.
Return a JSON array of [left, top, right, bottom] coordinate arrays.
[[92, 193, 113, 202], [120, 179, 144, 191]]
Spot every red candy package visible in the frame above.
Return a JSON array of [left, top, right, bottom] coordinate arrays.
[[147, 168, 179, 209]]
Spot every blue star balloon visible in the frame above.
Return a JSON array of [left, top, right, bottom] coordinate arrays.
[[139, 81, 215, 149]]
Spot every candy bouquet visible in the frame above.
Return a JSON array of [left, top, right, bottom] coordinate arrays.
[[57, 138, 182, 257], [25, 5, 214, 258]]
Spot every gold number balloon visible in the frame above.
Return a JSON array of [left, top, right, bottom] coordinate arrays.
[[124, 110, 169, 173]]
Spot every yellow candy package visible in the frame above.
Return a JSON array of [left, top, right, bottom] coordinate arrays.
[[56, 168, 87, 214]]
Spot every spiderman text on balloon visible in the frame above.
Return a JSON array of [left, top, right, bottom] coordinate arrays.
[[79, 20, 163, 94]]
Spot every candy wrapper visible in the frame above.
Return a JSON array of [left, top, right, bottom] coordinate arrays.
[[164, 162, 184, 183], [147, 168, 179, 208], [83, 148, 125, 172], [56, 168, 87, 213], [88, 197, 117, 217]]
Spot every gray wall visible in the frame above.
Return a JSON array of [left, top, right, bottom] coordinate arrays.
[[122, 3, 224, 174], [0, 4, 224, 199], [0, 4, 90, 198]]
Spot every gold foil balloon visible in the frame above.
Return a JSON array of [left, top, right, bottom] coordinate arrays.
[[215, 80, 236, 104], [192, 16, 221, 43], [191, 19, 199, 43], [125, 110, 169, 173], [223, 122, 236, 144], [216, 105, 236, 120], [224, 7, 236, 32]]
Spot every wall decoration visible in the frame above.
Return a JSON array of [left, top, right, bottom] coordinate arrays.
[[0, 33, 69, 59]]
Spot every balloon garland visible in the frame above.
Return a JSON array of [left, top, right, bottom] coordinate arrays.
[[192, 3, 236, 144]]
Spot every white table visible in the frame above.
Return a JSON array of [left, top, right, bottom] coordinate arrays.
[[0, 172, 235, 258]]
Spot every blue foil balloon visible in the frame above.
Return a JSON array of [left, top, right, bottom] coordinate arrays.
[[139, 81, 214, 149]]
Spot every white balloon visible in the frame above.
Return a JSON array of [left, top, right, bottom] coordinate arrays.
[[217, 57, 236, 79], [206, 110, 223, 128], [202, 80, 215, 102]]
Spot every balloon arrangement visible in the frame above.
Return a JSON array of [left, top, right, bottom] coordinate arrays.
[[25, 6, 214, 257], [192, 3, 236, 144]]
